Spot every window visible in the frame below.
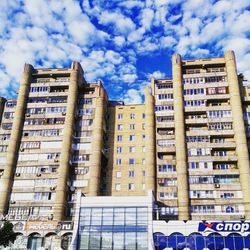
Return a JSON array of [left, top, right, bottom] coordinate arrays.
[[79, 98, 92, 105], [221, 205, 239, 213], [159, 192, 177, 199], [117, 135, 122, 142], [30, 86, 49, 93], [0, 134, 10, 140], [155, 105, 174, 111], [158, 178, 177, 187], [128, 183, 134, 190], [20, 141, 40, 149], [142, 113, 145, 119], [129, 159, 135, 165], [129, 147, 135, 153], [142, 171, 146, 177], [118, 114, 123, 120], [2, 123, 12, 130], [78, 108, 95, 116], [142, 146, 146, 152], [184, 100, 205, 107], [129, 171, 134, 177], [130, 114, 135, 119], [130, 124, 135, 130], [115, 184, 121, 191], [191, 205, 215, 213], [156, 83, 173, 89], [116, 172, 122, 178], [158, 94, 173, 100], [3, 112, 14, 119], [207, 110, 232, 118], [116, 147, 122, 153], [156, 116, 174, 122], [116, 159, 122, 165], [142, 159, 146, 165], [118, 124, 123, 131], [220, 192, 234, 199], [72, 154, 90, 162], [142, 135, 146, 141], [183, 89, 205, 95], [158, 165, 176, 172], [189, 176, 214, 184], [0, 145, 8, 152], [6, 101, 16, 108], [129, 135, 135, 141]]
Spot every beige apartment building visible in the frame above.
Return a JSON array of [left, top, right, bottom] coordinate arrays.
[[0, 50, 250, 248], [152, 50, 250, 221], [0, 62, 108, 248], [106, 87, 155, 196]]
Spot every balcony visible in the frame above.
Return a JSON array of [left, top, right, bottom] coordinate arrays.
[[212, 155, 237, 162], [210, 142, 236, 149], [209, 129, 234, 136], [184, 106, 207, 113], [157, 145, 175, 153], [185, 118, 207, 125]]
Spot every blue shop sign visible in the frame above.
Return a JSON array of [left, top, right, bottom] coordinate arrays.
[[198, 222, 250, 233]]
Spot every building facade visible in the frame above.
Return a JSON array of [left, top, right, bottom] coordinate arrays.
[[0, 50, 250, 249]]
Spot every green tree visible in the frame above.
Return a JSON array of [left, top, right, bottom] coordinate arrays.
[[0, 221, 17, 247]]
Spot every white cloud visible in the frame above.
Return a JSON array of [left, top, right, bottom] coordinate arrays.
[[149, 70, 166, 79], [123, 89, 143, 104], [98, 11, 136, 35], [128, 27, 145, 43], [121, 74, 137, 83], [160, 36, 177, 48], [118, 1, 145, 9], [140, 8, 154, 30], [105, 50, 123, 65], [114, 36, 126, 47]]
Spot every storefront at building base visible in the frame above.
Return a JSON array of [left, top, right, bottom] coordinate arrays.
[[0, 219, 73, 250], [153, 220, 250, 250]]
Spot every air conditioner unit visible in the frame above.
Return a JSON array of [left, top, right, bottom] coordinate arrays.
[[10, 200, 15, 204], [37, 173, 41, 177], [20, 147, 24, 152], [62, 112, 66, 116], [54, 159, 59, 162], [15, 173, 20, 177], [50, 186, 56, 191], [214, 183, 220, 188], [26, 113, 30, 117]]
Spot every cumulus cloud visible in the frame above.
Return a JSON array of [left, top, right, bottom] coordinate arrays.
[[0, 0, 249, 103], [98, 11, 136, 35], [123, 89, 143, 104], [149, 71, 167, 79]]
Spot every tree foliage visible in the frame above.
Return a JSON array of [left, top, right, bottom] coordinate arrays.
[[0, 221, 17, 247]]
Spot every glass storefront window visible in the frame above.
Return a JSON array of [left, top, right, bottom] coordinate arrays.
[[137, 232, 148, 250], [78, 232, 89, 249], [113, 232, 124, 250], [101, 232, 112, 249], [114, 208, 125, 225], [102, 208, 113, 226], [125, 232, 136, 250], [78, 206, 148, 250]]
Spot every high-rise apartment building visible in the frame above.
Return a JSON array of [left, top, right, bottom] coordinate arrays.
[[152, 51, 250, 221], [0, 50, 250, 249], [106, 87, 155, 196]]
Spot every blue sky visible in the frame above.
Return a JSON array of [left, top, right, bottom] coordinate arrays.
[[0, 0, 249, 103]]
